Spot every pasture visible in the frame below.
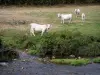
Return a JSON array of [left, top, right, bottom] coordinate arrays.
[[0, 5, 100, 37]]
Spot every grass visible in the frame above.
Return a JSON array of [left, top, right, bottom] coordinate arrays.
[[0, 5, 100, 53], [0, 5, 99, 48], [0, 5, 100, 37], [51, 58, 90, 66], [51, 57, 100, 66]]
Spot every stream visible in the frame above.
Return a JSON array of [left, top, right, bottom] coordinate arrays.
[[0, 51, 100, 75]]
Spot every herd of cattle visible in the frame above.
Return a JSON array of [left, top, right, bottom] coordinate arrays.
[[58, 9, 85, 24], [30, 9, 85, 36]]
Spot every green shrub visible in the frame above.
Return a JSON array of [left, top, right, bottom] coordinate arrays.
[[20, 35, 42, 49], [78, 42, 100, 57], [1, 29, 100, 58], [93, 57, 100, 63], [38, 32, 56, 57], [27, 49, 39, 55], [38, 30, 100, 58], [2, 37, 17, 48], [0, 38, 19, 61], [38, 30, 74, 57], [68, 36, 94, 57], [0, 29, 42, 50], [0, 29, 28, 48]]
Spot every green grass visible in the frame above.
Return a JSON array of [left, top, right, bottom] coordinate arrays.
[[0, 5, 100, 37], [51, 58, 90, 66], [25, 6, 100, 37]]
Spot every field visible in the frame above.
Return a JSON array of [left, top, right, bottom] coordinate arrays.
[[0, 5, 100, 37], [0, 5, 100, 64]]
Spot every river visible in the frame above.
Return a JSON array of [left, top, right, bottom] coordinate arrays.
[[0, 51, 100, 75]]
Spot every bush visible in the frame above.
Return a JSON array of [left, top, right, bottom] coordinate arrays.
[[0, 38, 19, 61], [93, 57, 100, 63], [27, 49, 39, 55], [38, 30, 82, 58], [68, 36, 95, 57], [20, 35, 42, 49], [78, 42, 100, 57], [1, 29, 100, 58], [38, 32, 56, 58], [0, 29, 28, 48], [38, 30, 100, 58]]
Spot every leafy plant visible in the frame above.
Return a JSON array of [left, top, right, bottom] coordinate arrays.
[[93, 57, 100, 63], [27, 49, 39, 55]]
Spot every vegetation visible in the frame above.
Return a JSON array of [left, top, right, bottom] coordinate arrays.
[[51, 58, 90, 66], [93, 57, 100, 63], [27, 49, 39, 55], [0, 0, 100, 6], [1, 29, 100, 58], [0, 5, 100, 61], [38, 31, 100, 58], [0, 38, 19, 61]]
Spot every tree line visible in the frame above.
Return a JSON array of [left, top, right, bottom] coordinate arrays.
[[0, 0, 100, 5]]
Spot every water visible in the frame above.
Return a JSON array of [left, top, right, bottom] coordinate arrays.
[[0, 51, 100, 75]]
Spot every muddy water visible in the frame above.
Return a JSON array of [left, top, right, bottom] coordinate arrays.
[[0, 51, 100, 75]]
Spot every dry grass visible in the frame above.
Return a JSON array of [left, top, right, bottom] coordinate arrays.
[[0, 24, 29, 31]]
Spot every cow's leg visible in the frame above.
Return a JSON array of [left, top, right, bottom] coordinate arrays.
[[41, 29, 45, 36], [30, 28, 35, 36], [63, 19, 64, 24], [32, 30, 35, 36], [70, 18, 72, 23], [69, 19, 71, 23]]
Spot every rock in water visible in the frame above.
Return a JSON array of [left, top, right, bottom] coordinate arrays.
[[0, 62, 8, 66]]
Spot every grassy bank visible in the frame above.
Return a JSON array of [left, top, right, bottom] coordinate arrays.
[[51, 57, 100, 66], [51, 58, 90, 66]]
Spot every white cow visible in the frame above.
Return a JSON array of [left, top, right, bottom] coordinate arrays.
[[75, 9, 80, 17], [57, 13, 72, 24], [81, 13, 85, 22], [30, 23, 51, 36]]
